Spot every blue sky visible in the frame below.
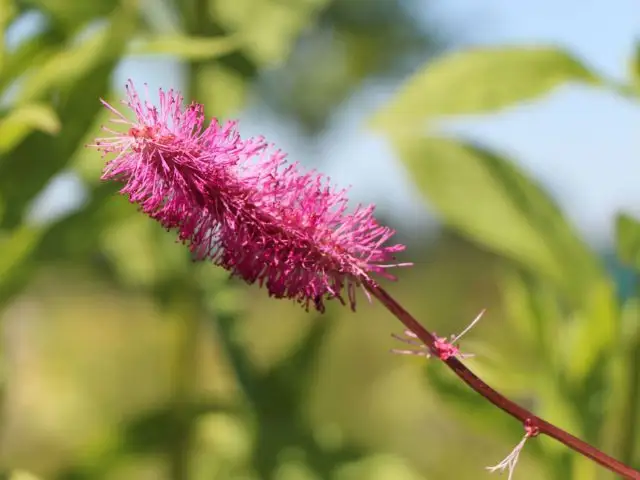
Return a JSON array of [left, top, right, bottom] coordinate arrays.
[[11, 0, 640, 248]]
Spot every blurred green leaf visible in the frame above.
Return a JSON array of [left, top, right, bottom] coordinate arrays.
[[264, 315, 333, 401], [630, 41, 640, 91], [0, 183, 118, 306], [389, 136, 602, 303], [132, 34, 240, 60], [423, 362, 526, 445], [0, 5, 136, 228], [15, 17, 134, 104], [0, 225, 43, 279], [0, 27, 62, 94], [600, 299, 640, 465], [500, 270, 562, 369], [99, 213, 192, 289], [0, 0, 17, 72], [371, 46, 598, 133], [123, 402, 241, 454], [54, 403, 242, 479], [559, 279, 617, 385], [212, 0, 329, 65], [195, 63, 248, 117], [256, 0, 443, 132], [20, 0, 120, 31], [616, 213, 640, 269], [497, 271, 611, 454], [7, 471, 40, 480], [34, 183, 118, 260], [0, 0, 15, 31], [0, 103, 60, 154], [211, 311, 262, 405]]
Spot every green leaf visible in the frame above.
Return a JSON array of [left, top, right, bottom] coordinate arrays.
[[629, 41, 640, 91], [0, 183, 118, 306], [21, 0, 121, 31], [499, 270, 563, 372], [0, 27, 62, 94], [371, 46, 598, 133], [615, 213, 640, 269], [265, 315, 334, 399], [0, 0, 17, 73], [123, 402, 241, 454], [212, 0, 330, 65], [0, 225, 43, 279], [7, 471, 41, 480], [555, 278, 617, 385], [99, 212, 192, 289], [15, 16, 134, 104], [0, 103, 60, 154], [0, 5, 136, 228], [131, 34, 240, 60], [423, 362, 530, 447], [389, 136, 602, 303]]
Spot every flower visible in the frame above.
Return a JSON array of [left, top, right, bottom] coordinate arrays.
[[88, 80, 409, 311]]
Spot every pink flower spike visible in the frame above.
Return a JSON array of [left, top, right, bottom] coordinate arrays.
[[87, 80, 410, 312], [487, 419, 540, 480], [391, 309, 485, 360]]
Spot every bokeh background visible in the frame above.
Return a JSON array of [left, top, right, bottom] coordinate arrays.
[[1, 0, 639, 479]]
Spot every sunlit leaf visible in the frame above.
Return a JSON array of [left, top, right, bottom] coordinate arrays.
[[33, 182, 120, 261], [423, 362, 529, 447], [132, 34, 240, 60], [20, 0, 120, 31], [211, 311, 261, 403], [389, 135, 603, 303], [0, 4, 136, 228], [15, 16, 134, 103], [265, 315, 333, 399], [0, 225, 43, 279], [500, 269, 616, 433], [7, 471, 40, 480], [0, 27, 61, 94], [211, 0, 329, 65], [99, 213, 192, 289], [371, 46, 599, 133], [499, 270, 561, 366], [0, 0, 17, 73], [629, 41, 640, 92], [0, 103, 60, 154], [0, 183, 120, 306], [615, 213, 640, 269], [600, 299, 640, 460], [195, 63, 248, 117], [557, 278, 617, 387], [123, 402, 241, 454]]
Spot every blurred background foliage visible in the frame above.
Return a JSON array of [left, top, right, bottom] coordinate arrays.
[[0, 0, 639, 479]]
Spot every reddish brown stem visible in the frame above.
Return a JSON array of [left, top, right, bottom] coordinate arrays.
[[365, 282, 640, 480]]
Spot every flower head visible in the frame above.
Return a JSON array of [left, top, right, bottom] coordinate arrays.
[[88, 80, 409, 311]]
